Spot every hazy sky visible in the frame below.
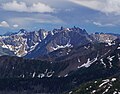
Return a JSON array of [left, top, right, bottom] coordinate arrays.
[[0, 0, 120, 34]]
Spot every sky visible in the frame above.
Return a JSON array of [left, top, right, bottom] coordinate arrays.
[[0, 0, 120, 34]]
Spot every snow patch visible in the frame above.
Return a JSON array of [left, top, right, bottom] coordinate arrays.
[[99, 79, 109, 87], [117, 47, 120, 49], [107, 41, 116, 46], [94, 81, 97, 83], [102, 86, 111, 94], [78, 58, 81, 63], [84, 45, 90, 49], [64, 74, 68, 77], [32, 72, 36, 78], [29, 42, 39, 52], [107, 56, 115, 68], [113, 91, 117, 94], [47, 71, 54, 77], [52, 40, 73, 51], [91, 90, 96, 94], [111, 78, 116, 82], [107, 56, 115, 61], [69, 91, 73, 94], [77, 66, 81, 69], [40, 73, 45, 78], [100, 59, 106, 68], [80, 56, 98, 68]]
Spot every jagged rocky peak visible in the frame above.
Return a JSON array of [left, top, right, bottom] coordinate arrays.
[[18, 29, 27, 34], [0, 26, 118, 58], [51, 27, 91, 48], [38, 29, 45, 34], [19, 29, 26, 32], [25, 27, 93, 59], [52, 26, 88, 35], [0, 29, 49, 57], [0, 26, 92, 58], [37, 29, 48, 39]]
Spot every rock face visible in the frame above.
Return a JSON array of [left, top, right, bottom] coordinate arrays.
[[0, 29, 48, 57], [25, 27, 93, 58]]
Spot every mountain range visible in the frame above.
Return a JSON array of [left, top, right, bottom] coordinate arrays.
[[0, 27, 119, 94], [0, 27, 119, 58]]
